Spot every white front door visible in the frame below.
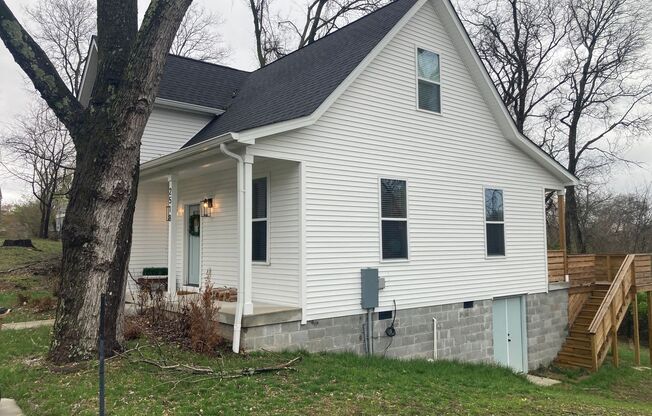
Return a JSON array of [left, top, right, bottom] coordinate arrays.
[[492, 296, 527, 372], [186, 204, 201, 286]]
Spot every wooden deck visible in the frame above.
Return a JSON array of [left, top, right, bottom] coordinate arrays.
[[548, 251, 652, 371]]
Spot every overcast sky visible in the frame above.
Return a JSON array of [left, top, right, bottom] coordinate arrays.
[[0, 0, 650, 203]]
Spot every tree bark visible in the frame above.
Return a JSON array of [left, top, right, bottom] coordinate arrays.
[[565, 185, 586, 253], [50, 114, 140, 361], [48, 0, 193, 364]]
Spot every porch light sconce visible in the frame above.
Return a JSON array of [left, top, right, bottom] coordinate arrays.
[[201, 198, 213, 217]]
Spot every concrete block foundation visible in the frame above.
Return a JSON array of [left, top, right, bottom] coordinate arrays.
[[224, 288, 569, 370]]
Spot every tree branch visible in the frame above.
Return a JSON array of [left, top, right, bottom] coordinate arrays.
[[0, 1, 82, 133]]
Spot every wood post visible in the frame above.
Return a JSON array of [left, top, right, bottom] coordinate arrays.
[[558, 190, 567, 277], [606, 255, 612, 281], [648, 291, 651, 365], [611, 302, 619, 367], [590, 333, 598, 372], [633, 291, 640, 365]]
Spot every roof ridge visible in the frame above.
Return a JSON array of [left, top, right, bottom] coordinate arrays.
[[253, 0, 404, 71], [167, 53, 251, 74]]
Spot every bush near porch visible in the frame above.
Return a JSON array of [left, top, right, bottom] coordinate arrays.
[[1, 326, 651, 415]]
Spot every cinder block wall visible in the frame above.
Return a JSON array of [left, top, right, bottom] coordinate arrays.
[[525, 286, 569, 370], [241, 301, 494, 362]]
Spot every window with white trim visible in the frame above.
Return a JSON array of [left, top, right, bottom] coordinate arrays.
[[252, 177, 268, 262], [484, 188, 505, 256], [417, 48, 441, 113], [380, 178, 408, 260]]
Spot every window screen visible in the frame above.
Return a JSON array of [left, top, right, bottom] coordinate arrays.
[[484, 189, 505, 256], [417, 48, 441, 113], [381, 179, 408, 260], [252, 177, 268, 261]]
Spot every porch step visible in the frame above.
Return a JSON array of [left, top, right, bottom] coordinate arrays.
[[555, 351, 594, 369]]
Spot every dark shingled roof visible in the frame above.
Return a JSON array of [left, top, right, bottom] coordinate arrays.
[[158, 55, 250, 110], [181, 0, 418, 148]]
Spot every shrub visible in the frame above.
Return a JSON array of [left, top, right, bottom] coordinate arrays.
[[30, 296, 57, 312], [189, 278, 221, 354], [123, 316, 145, 341], [16, 292, 31, 305]]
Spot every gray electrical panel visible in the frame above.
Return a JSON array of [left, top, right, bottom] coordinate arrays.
[[361, 268, 379, 309]]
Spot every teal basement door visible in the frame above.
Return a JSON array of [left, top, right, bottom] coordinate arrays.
[[186, 204, 200, 286], [493, 296, 527, 372]]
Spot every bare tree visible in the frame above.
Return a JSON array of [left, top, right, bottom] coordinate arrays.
[[460, 0, 570, 134], [559, 0, 652, 252], [247, 0, 286, 66], [282, 0, 390, 48], [1, 102, 74, 239], [25, 0, 95, 97], [170, 2, 229, 63], [0, 0, 193, 363], [246, 0, 389, 67]]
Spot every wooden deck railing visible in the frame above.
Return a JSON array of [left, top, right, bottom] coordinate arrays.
[[587, 254, 636, 371], [548, 251, 652, 289]]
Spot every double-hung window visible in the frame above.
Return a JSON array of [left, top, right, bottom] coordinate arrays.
[[484, 188, 505, 256], [380, 178, 408, 260], [417, 48, 441, 113], [252, 177, 268, 262]]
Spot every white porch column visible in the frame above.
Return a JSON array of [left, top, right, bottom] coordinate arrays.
[[243, 154, 254, 315], [167, 174, 178, 297]]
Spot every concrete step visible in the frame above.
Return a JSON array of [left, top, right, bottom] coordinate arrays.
[[0, 399, 23, 416]]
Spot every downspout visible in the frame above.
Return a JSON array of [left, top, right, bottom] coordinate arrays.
[[219, 142, 246, 353]]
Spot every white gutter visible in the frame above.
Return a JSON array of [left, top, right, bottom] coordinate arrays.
[[219, 142, 246, 353], [155, 98, 225, 115]]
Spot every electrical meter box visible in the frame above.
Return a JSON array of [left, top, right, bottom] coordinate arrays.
[[361, 268, 379, 309]]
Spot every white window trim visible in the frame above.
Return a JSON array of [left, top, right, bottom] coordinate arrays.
[[379, 177, 410, 262], [415, 46, 442, 115], [483, 186, 506, 259], [252, 174, 271, 265]]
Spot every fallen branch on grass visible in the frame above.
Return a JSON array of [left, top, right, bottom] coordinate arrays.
[[0, 257, 59, 274], [114, 343, 301, 382]]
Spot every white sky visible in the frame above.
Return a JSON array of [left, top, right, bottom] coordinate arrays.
[[0, 0, 650, 203]]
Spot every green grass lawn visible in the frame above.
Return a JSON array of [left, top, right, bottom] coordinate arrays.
[[0, 238, 61, 323], [1, 327, 650, 415]]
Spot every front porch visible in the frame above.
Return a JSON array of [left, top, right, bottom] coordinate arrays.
[[130, 143, 304, 350]]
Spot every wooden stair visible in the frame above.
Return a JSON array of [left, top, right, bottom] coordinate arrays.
[[555, 285, 609, 370], [555, 255, 638, 371]]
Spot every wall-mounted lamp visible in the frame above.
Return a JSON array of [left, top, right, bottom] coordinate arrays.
[[201, 198, 213, 217]]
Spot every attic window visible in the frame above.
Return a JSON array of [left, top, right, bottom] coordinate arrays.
[[417, 48, 441, 113]]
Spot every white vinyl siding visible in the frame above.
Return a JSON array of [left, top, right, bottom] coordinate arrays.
[[140, 107, 213, 163], [128, 181, 169, 298], [248, 1, 564, 320]]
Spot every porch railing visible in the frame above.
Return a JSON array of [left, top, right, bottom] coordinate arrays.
[[587, 254, 637, 370]]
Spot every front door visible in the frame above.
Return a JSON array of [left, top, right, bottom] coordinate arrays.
[[493, 296, 527, 372], [186, 204, 201, 286]]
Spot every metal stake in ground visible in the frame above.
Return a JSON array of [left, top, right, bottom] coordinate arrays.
[[99, 293, 105, 416]]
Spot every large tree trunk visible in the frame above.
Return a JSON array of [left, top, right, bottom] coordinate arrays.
[[565, 185, 586, 254], [50, 112, 141, 362], [38, 198, 53, 239], [1, 0, 193, 364]]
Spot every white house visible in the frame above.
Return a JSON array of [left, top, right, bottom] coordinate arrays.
[[80, 0, 577, 372]]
